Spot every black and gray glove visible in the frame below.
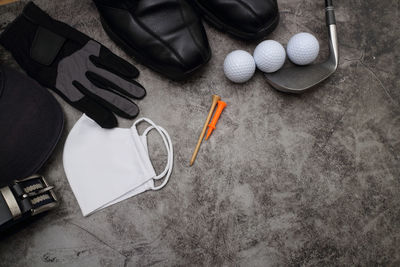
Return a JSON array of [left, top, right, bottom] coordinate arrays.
[[0, 2, 146, 128]]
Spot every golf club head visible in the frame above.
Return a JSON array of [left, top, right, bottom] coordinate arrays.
[[265, 1, 339, 94]]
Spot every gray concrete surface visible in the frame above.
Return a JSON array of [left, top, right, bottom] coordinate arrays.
[[1, 0, 399, 266]]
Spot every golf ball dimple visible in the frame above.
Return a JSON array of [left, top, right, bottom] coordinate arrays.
[[253, 40, 286, 73], [223, 50, 256, 83], [287, 32, 320, 65]]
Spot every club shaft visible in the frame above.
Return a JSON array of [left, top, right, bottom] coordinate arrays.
[[325, 0, 336, 26]]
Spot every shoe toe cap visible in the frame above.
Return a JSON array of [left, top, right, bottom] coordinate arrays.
[[95, 0, 211, 80], [169, 24, 211, 77], [196, 0, 279, 37], [228, 0, 279, 33]]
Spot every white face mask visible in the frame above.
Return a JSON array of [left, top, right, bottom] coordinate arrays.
[[63, 114, 173, 216]]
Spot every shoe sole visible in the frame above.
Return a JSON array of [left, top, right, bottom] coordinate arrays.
[[99, 16, 211, 81], [192, 1, 280, 40]]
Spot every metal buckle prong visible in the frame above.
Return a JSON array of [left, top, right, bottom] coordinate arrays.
[[23, 185, 55, 198]]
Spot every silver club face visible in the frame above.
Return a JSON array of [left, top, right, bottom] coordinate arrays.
[[265, 3, 338, 94]]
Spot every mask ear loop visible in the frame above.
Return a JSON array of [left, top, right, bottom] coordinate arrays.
[[150, 126, 173, 190], [134, 118, 173, 190], [142, 126, 170, 179]]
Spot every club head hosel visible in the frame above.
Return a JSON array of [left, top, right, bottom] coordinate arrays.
[[328, 24, 339, 70]]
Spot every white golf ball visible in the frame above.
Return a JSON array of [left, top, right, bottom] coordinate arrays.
[[223, 50, 255, 83], [253, 40, 286, 73], [287, 32, 320, 65]]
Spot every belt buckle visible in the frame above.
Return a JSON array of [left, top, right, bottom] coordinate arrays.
[[15, 174, 58, 216]]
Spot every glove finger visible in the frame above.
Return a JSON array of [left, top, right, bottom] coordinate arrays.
[[87, 71, 146, 100], [72, 82, 118, 128], [74, 79, 140, 119], [91, 46, 139, 79], [88, 64, 146, 99]]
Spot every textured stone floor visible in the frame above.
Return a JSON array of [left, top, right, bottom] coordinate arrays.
[[1, 0, 399, 266]]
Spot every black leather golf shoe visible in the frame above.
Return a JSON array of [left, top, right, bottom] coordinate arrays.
[[93, 0, 211, 80], [192, 0, 279, 40]]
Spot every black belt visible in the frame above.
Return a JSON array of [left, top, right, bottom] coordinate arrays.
[[0, 175, 58, 232]]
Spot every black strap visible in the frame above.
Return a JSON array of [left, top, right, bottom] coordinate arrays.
[[0, 175, 57, 232], [0, 193, 14, 226], [0, 67, 4, 98]]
